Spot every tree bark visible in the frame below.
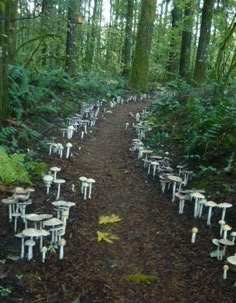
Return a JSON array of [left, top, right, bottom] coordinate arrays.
[[193, 0, 215, 82], [6, 0, 18, 64], [0, 0, 10, 122], [167, 0, 182, 77], [129, 0, 157, 92], [179, 0, 194, 79], [65, 0, 79, 75], [122, 0, 134, 76]]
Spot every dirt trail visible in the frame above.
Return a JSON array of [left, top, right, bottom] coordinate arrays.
[[1, 101, 235, 303]]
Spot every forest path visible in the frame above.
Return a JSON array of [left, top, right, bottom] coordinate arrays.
[[3, 101, 235, 303]]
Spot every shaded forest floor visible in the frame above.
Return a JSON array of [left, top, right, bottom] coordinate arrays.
[[0, 101, 236, 303]]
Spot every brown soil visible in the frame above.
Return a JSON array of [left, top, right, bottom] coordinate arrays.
[[0, 101, 236, 303]]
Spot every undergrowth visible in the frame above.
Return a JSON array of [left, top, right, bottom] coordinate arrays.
[[147, 79, 236, 193]]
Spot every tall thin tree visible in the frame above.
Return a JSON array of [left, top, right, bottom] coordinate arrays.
[[129, 0, 157, 92]]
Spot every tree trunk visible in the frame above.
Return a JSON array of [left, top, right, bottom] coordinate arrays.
[[122, 0, 134, 76], [129, 0, 157, 92], [6, 0, 18, 64], [65, 0, 79, 75], [193, 0, 215, 82], [0, 0, 10, 123], [179, 0, 194, 79], [167, 0, 182, 77]]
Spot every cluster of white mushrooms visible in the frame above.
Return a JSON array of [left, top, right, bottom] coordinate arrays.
[[1, 185, 75, 261], [129, 105, 236, 284], [1, 102, 103, 262]]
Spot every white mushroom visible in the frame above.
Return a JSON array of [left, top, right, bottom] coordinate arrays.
[[205, 201, 217, 226], [223, 224, 232, 239], [218, 202, 233, 221], [191, 227, 198, 244], [59, 238, 66, 260], [41, 246, 47, 263], [218, 239, 234, 260], [57, 143, 64, 158], [25, 239, 36, 261], [79, 176, 88, 193], [218, 219, 226, 237], [67, 125, 75, 139], [230, 231, 236, 243], [66, 143, 72, 159], [43, 174, 54, 194], [86, 178, 96, 199], [83, 182, 89, 200], [15, 233, 25, 259], [191, 192, 205, 218], [223, 264, 229, 279], [54, 179, 66, 200], [50, 167, 61, 180]]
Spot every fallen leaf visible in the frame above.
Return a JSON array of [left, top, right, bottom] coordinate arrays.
[[99, 214, 122, 224], [96, 231, 119, 243]]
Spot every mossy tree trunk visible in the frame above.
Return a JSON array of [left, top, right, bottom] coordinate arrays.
[[6, 0, 18, 64], [129, 0, 157, 92], [0, 0, 10, 123], [122, 0, 134, 76], [65, 0, 79, 75], [167, 0, 182, 78], [179, 0, 194, 80], [193, 0, 215, 82]]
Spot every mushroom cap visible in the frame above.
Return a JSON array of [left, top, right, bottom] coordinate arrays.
[[68, 125, 75, 130], [22, 228, 42, 237], [212, 238, 220, 246], [62, 211, 69, 217], [218, 202, 233, 209], [230, 231, 236, 237], [14, 187, 26, 194], [66, 142, 72, 148], [59, 238, 66, 246], [25, 239, 36, 246], [191, 192, 205, 199], [219, 239, 234, 246], [25, 187, 35, 193], [38, 229, 50, 236], [192, 227, 198, 233], [51, 201, 75, 208], [25, 214, 43, 222], [227, 256, 236, 265], [57, 143, 64, 148], [218, 220, 226, 225], [223, 224, 232, 231], [15, 233, 25, 238], [2, 197, 17, 204], [223, 264, 229, 270], [41, 246, 48, 253], [87, 178, 96, 183], [167, 175, 182, 182], [43, 218, 63, 226], [43, 175, 54, 182], [50, 167, 61, 172], [53, 179, 66, 184], [79, 176, 87, 181], [205, 201, 217, 207]]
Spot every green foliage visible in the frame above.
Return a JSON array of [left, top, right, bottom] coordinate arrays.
[[0, 286, 12, 297], [0, 147, 47, 185], [147, 79, 236, 176], [126, 273, 157, 283]]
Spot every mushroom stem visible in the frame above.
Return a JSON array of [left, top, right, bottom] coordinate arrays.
[[89, 184, 93, 199], [191, 227, 198, 243], [66, 147, 70, 159], [207, 207, 213, 226], [81, 131, 84, 139], [59, 245, 64, 259], [223, 265, 229, 279], [56, 184, 61, 200], [21, 238, 25, 259], [221, 208, 226, 221], [84, 185, 88, 200]]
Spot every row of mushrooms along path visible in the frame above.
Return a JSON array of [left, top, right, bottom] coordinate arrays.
[[0, 96, 236, 303]]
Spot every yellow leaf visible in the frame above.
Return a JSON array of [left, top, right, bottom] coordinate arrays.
[[96, 231, 119, 243], [99, 214, 122, 224]]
